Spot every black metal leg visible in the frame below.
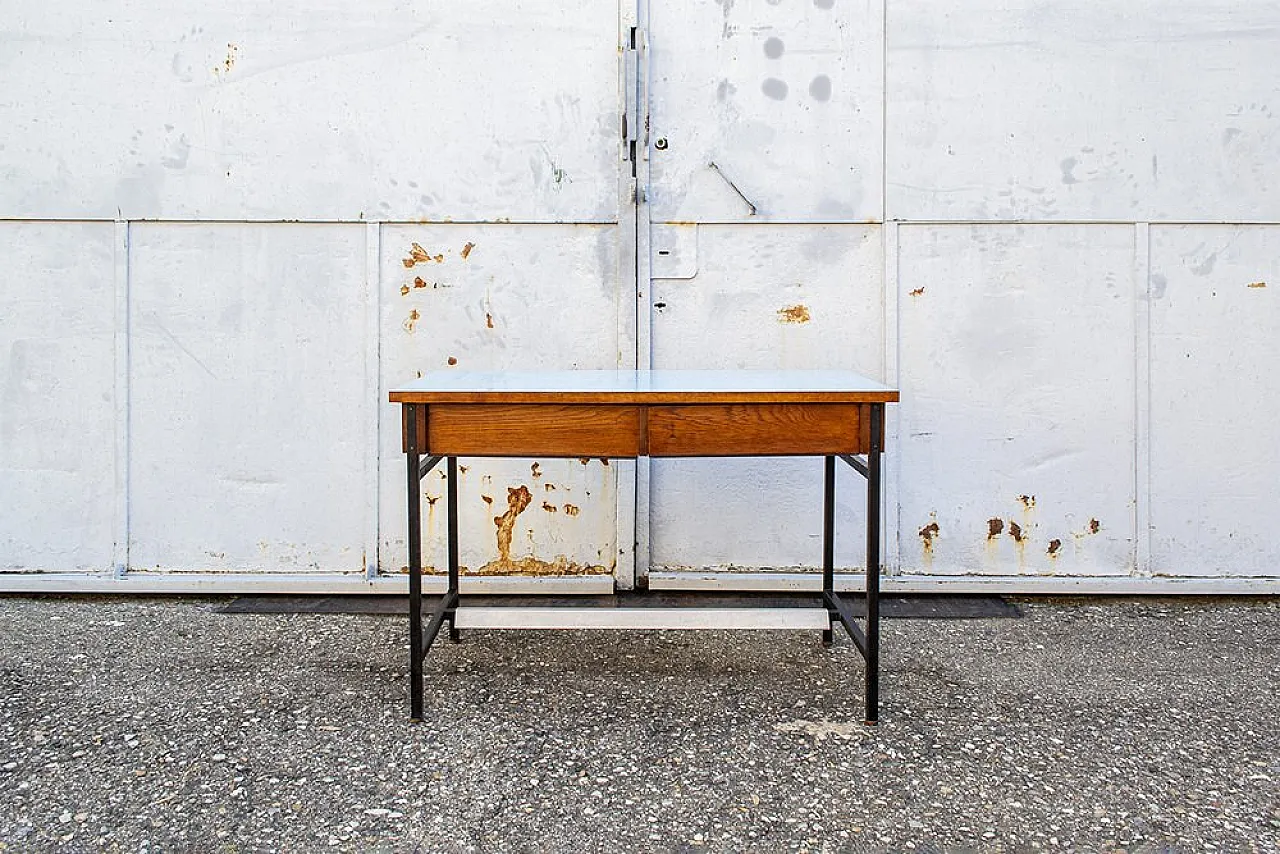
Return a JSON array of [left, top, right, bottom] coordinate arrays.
[[405, 405, 424, 723], [446, 456, 461, 643], [864, 405, 883, 725], [822, 455, 835, 647]]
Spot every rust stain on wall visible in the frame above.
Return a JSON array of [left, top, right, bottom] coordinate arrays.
[[400, 284, 410, 296], [1008, 521, 1025, 543], [578, 458, 590, 465], [909, 287, 925, 297], [563, 504, 580, 517], [403, 243, 445, 268], [1047, 538, 1062, 556], [1248, 281, 1267, 288], [402, 309, 420, 333], [486, 313, 495, 329], [481, 494, 493, 506], [1089, 518, 1101, 534], [461, 242, 476, 259], [987, 518, 1004, 539], [447, 356, 458, 366], [531, 462, 542, 478], [919, 521, 940, 550], [492, 486, 532, 563], [541, 501, 557, 513], [413, 277, 429, 289], [1018, 495, 1036, 509], [469, 484, 605, 577], [777, 304, 811, 324], [544, 483, 557, 492]]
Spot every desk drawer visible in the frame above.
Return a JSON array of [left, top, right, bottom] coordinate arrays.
[[647, 403, 865, 456], [427, 404, 643, 457]]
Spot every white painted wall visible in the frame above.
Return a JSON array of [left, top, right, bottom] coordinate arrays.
[[2, 0, 1278, 590]]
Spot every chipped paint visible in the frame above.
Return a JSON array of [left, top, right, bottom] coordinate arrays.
[[563, 504, 580, 517], [486, 312, 494, 329], [919, 520, 940, 548], [1008, 521, 1025, 543], [531, 462, 542, 478], [403, 243, 445, 268], [987, 518, 1003, 539], [1089, 518, 1101, 534], [777, 304, 811, 324], [402, 309, 420, 333], [1248, 281, 1267, 288], [446, 356, 457, 365], [1047, 538, 1062, 557], [400, 284, 410, 296], [1018, 495, 1036, 509], [909, 287, 925, 297], [461, 242, 476, 259], [542, 501, 557, 513]]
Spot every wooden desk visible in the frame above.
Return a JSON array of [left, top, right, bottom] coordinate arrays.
[[390, 370, 899, 724]]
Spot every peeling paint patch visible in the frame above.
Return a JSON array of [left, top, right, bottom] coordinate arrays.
[[402, 309, 420, 333], [531, 462, 542, 478], [481, 494, 493, 506], [919, 521, 940, 549], [1248, 281, 1267, 288], [1047, 538, 1062, 556], [778, 304, 811, 324], [447, 356, 457, 366], [486, 312, 495, 329], [1018, 495, 1036, 509], [403, 243, 444, 268], [909, 287, 925, 297], [1089, 518, 1101, 534], [493, 486, 533, 563], [987, 518, 1004, 539], [413, 277, 428, 289], [544, 483, 557, 492], [541, 501, 557, 513], [563, 504, 580, 517], [461, 242, 476, 259], [400, 284, 410, 296]]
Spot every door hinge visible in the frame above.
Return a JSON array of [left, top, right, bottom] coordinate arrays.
[[623, 26, 645, 177]]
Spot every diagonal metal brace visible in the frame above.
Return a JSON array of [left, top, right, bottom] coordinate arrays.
[[839, 454, 868, 478], [419, 455, 444, 480], [822, 590, 868, 658], [421, 590, 459, 651]]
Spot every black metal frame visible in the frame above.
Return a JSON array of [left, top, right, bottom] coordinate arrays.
[[401, 402, 886, 725]]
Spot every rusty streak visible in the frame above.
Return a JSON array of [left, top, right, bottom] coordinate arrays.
[[493, 486, 533, 564], [486, 312, 494, 329], [987, 518, 1004, 539], [919, 521, 940, 548]]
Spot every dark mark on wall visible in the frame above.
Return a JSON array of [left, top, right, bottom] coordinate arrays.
[[987, 518, 1004, 539], [1047, 538, 1062, 556], [1009, 522, 1025, 543]]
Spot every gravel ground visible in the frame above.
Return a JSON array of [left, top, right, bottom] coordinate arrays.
[[1, 594, 1277, 853]]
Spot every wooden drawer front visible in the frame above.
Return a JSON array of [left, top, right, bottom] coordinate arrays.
[[427, 404, 643, 457], [647, 404, 864, 457]]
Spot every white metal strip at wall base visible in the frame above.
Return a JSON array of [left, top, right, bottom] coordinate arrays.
[[453, 607, 830, 630], [648, 571, 1280, 596], [0, 574, 614, 595]]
